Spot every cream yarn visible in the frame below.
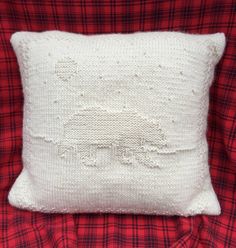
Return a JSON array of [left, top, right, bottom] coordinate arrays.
[[8, 31, 225, 215]]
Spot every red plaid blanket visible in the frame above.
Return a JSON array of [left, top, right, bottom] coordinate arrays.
[[0, 1, 235, 247]]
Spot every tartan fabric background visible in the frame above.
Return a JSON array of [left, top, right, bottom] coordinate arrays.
[[0, 0, 235, 247]]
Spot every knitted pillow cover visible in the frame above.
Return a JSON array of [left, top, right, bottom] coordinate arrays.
[[8, 31, 225, 216]]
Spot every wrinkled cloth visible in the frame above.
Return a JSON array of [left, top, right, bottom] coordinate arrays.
[[0, 1, 235, 247]]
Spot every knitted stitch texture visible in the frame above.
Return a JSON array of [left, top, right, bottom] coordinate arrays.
[[8, 31, 225, 216]]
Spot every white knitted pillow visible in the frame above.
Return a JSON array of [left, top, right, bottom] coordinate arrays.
[[8, 31, 225, 216]]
